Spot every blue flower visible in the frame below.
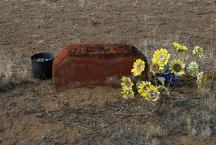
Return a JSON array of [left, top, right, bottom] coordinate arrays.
[[160, 69, 180, 86]]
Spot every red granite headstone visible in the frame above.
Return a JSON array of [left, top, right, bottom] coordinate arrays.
[[53, 44, 148, 91]]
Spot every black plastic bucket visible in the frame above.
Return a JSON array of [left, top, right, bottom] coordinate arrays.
[[31, 52, 54, 80]]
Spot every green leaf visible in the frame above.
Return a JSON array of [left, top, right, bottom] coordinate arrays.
[[161, 64, 169, 73]]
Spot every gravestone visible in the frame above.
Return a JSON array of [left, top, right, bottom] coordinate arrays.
[[53, 44, 148, 91]]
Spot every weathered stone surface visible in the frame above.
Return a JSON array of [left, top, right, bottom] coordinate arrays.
[[53, 44, 148, 91]]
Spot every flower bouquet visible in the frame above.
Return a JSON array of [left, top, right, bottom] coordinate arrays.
[[121, 42, 205, 104]]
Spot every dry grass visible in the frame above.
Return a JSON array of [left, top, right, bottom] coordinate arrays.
[[0, 0, 216, 144], [0, 56, 31, 92], [0, 39, 216, 144]]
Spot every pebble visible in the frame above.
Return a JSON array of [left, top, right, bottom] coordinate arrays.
[[34, 58, 51, 62]]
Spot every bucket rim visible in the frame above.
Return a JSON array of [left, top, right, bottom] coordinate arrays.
[[31, 52, 54, 63]]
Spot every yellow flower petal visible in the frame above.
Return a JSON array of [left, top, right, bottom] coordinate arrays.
[[169, 60, 185, 76], [131, 59, 145, 76], [121, 76, 134, 90], [121, 87, 135, 100], [145, 85, 160, 102], [152, 48, 170, 67], [138, 81, 152, 98], [173, 42, 188, 51], [150, 63, 161, 75]]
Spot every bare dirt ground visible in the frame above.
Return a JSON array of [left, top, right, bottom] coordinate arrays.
[[0, 0, 216, 145]]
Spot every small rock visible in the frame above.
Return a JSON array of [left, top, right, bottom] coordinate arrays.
[[34, 58, 51, 62]]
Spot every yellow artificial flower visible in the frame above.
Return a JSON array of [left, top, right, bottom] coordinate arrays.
[[173, 42, 188, 51], [121, 76, 134, 91], [121, 76, 135, 99], [138, 81, 152, 98], [150, 63, 161, 75], [169, 60, 185, 76], [121, 88, 135, 100], [145, 85, 160, 102], [131, 59, 145, 76], [192, 46, 204, 58], [152, 48, 170, 67]]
